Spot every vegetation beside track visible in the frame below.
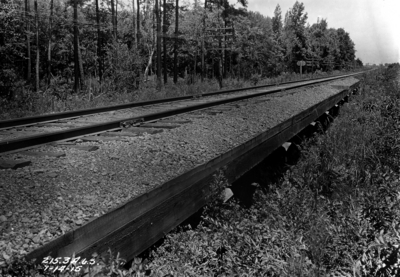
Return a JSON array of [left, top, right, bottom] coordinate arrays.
[[0, 70, 347, 121], [0, 75, 231, 120]]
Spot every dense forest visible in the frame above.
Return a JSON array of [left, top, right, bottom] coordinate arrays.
[[0, 0, 362, 99]]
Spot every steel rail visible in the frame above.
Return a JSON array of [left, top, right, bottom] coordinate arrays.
[[0, 71, 362, 130], [0, 71, 367, 154]]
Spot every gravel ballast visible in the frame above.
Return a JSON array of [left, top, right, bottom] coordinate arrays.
[[0, 77, 359, 266]]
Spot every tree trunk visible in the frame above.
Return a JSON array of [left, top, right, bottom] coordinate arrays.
[[193, 47, 197, 83], [136, 0, 140, 45], [78, 35, 84, 85], [223, 19, 227, 79], [25, 0, 31, 83], [229, 47, 232, 78], [146, 0, 151, 18], [201, 0, 207, 82], [217, 0, 222, 88], [173, 0, 178, 83], [95, 0, 102, 81], [34, 0, 39, 92], [132, 0, 136, 49], [237, 61, 241, 81], [163, 0, 167, 84], [151, 1, 155, 76], [218, 59, 222, 88], [47, 0, 54, 85], [73, 0, 80, 92], [144, 48, 155, 81], [155, 0, 162, 89], [201, 37, 204, 82], [111, 0, 116, 39]]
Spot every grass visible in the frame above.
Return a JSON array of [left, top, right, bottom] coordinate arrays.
[[0, 70, 347, 121]]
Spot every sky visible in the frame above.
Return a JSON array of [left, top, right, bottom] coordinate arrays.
[[246, 0, 400, 65]]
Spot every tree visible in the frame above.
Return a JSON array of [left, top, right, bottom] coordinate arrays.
[[336, 28, 355, 68], [282, 1, 308, 71], [271, 5, 285, 73], [95, 0, 102, 81], [73, 0, 80, 92], [163, 0, 167, 83], [173, 0, 178, 83], [111, 0, 116, 39], [34, 0, 39, 92], [272, 4, 282, 37], [232, 12, 275, 78], [307, 18, 328, 71], [47, 0, 54, 84], [137, 0, 140, 45], [132, 0, 136, 48], [25, 0, 31, 83], [355, 58, 363, 67], [155, 0, 161, 89], [200, 0, 206, 82]]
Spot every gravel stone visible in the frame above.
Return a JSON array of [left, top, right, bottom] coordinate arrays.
[[0, 78, 359, 262], [32, 169, 45, 174]]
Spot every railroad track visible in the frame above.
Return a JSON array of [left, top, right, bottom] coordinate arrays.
[[0, 72, 357, 131], [0, 71, 367, 270], [0, 71, 364, 156]]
